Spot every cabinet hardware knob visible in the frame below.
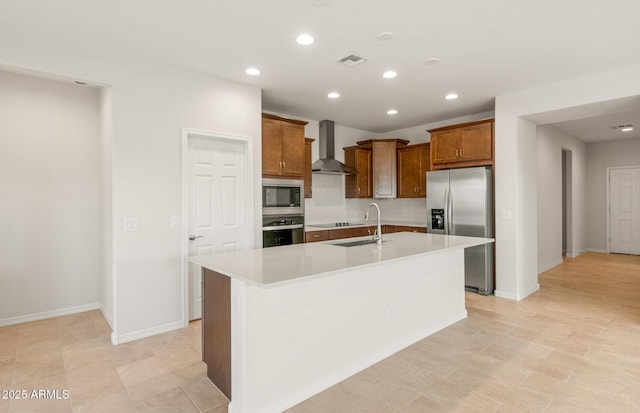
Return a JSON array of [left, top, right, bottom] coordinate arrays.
[[283, 161, 286, 169]]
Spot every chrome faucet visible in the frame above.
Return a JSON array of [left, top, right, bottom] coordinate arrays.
[[364, 202, 382, 245]]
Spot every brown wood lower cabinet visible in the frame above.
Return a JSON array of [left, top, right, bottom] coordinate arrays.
[[305, 230, 329, 243], [327, 227, 375, 240], [306, 225, 426, 242], [202, 269, 231, 401], [384, 225, 427, 234]]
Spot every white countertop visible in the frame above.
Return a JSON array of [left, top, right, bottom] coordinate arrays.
[[305, 220, 428, 232], [191, 232, 493, 288]]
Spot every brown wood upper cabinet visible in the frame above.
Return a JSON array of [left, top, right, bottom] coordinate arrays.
[[304, 138, 314, 198], [429, 119, 494, 170], [344, 146, 372, 198], [262, 113, 308, 178], [351, 139, 409, 198], [397, 143, 430, 198]]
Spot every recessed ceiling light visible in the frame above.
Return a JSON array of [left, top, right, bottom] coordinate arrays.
[[296, 34, 315, 45], [445, 93, 459, 100], [328, 92, 340, 99], [382, 71, 397, 79], [621, 126, 634, 132], [377, 32, 394, 41], [387, 109, 398, 115], [245, 67, 261, 76], [425, 58, 440, 65]]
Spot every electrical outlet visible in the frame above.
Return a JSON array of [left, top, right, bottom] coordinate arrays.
[[385, 306, 395, 320], [123, 217, 139, 231], [500, 210, 513, 221], [170, 216, 180, 229]]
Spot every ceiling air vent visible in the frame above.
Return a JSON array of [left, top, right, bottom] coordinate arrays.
[[336, 53, 368, 67], [611, 124, 634, 132]]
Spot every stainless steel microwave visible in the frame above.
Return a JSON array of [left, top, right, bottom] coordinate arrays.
[[262, 178, 304, 216]]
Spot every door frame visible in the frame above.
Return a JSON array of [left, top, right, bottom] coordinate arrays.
[[606, 165, 640, 253], [180, 128, 254, 327], [561, 148, 573, 258]]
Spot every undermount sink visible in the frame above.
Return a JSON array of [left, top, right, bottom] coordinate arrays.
[[331, 239, 385, 247]]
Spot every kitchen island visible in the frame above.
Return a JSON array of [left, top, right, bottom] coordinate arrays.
[[191, 232, 493, 413]]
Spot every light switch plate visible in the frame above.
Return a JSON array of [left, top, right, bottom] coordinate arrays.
[[170, 216, 180, 229], [123, 217, 140, 231]]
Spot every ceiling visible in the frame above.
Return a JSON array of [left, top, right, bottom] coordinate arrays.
[[1, 0, 639, 133], [550, 112, 640, 143]]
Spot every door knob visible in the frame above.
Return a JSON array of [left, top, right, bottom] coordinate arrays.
[[188, 234, 204, 241]]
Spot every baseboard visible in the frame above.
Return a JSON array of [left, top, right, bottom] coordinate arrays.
[[494, 290, 516, 300], [538, 259, 564, 274], [258, 311, 468, 413], [100, 306, 114, 330], [587, 248, 609, 254], [112, 320, 184, 345], [568, 250, 586, 258], [517, 284, 540, 301], [0, 302, 101, 328]]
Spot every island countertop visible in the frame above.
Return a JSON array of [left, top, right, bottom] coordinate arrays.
[[190, 232, 493, 288]]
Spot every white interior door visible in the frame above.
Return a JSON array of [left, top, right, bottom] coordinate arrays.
[[188, 137, 246, 320], [609, 167, 640, 255]]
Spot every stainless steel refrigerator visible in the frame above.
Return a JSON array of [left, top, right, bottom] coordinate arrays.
[[426, 167, 494, 294]]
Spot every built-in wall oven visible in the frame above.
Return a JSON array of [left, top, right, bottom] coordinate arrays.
[[262, 179, 305, 247], [262, 215, 304, 248]]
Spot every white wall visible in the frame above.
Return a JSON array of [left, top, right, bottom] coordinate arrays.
[[0, 24, 262, 342], [0, 70, 101, 324], [536, 125, 586, 273], [99, 87, 114, 326], [586, 138, 640, 251], [495, 64, 640, 301]]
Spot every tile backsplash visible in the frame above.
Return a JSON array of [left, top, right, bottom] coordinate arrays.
[[305, 174, 427, 225], [346, 198, 427, 224], [304, 174, 347, 224]]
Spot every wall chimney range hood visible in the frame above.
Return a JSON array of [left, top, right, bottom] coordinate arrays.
[[312, 120, 357, 175]]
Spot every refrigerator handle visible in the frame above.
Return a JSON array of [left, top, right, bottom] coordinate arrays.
[[447, 188, 453, 235], [444, 187, 450, 235]]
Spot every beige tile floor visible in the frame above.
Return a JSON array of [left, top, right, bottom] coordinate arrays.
[[0, 312, 227, 413], [1, 252, 639, 412]]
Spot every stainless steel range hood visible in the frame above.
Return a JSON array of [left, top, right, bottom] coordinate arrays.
[[312, 120, 357, 175]]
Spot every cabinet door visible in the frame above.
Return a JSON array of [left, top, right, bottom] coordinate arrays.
[[262, 118, 283, 176], [344, 148, 358, 198], [305, 231, 328, 242], [431, 129, 460, 165], [304, 139, 312, 198], [460, 122, 492, 162], [281, 122, 305, 177], [397, 147, 420, 198], [372, 141, 397, 198], [356, 148, 372, 198], [418, 145, 430, 197], [345, 148, 372, 198]]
